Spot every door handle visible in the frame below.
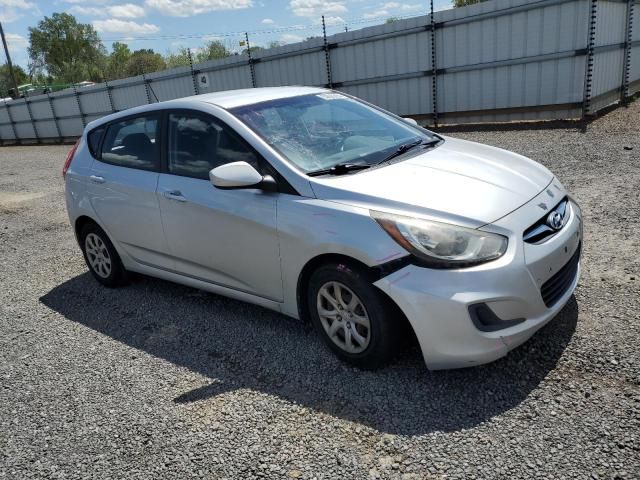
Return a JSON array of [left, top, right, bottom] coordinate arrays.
[[163, 190, 187, 202], [89, 175, 105, 184]]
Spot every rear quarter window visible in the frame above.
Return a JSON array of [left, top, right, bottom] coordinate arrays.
[[87, 127, 105, 158]]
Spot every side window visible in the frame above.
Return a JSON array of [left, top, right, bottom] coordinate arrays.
[[87, 126, 105, 158], [100, 115, 159, 171], [168, 112, 260, 180]]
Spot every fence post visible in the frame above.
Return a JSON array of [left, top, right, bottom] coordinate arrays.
[[322, 15, 334, 89], [2, 99, 18, 144], [582, 0, 598, 121], [142, 73, 153, 103], [24, 97, 39, 142], [245, 32, 257, 88], [188, 48, 200, 95], [72, 84, 86, 129], [46, 91, 62, 142], [429, 0, 439, 127], [104, 80, 116, 112], [621, 0, 635, 105]]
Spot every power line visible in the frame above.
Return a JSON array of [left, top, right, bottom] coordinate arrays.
[[99, 10, 430, 43]]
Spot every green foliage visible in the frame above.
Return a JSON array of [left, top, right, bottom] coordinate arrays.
[[453, 0, 488, 7], [28, 13, 106, 83], [195, 40, 231, 62], [105, 42, 131, 80], [0, 64, 29, 97], [385, 17, 399, 24], [165, 47, 192, 69], [125, 49, 166, 76]]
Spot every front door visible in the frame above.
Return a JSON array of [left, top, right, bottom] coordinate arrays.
[[157, 110, 282, 301]]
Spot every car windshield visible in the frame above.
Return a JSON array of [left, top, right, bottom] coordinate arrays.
[[230, 93, 439, 174]]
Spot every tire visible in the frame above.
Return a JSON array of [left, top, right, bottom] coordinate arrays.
[[307, 262, 399, 369], [80, 223, 128, 288]]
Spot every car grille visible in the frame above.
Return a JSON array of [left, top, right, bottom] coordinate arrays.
[[540, 244, 581, 308], [523, 197, 569, 244]]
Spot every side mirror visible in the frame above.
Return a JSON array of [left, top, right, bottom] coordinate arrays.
[[209, 161, 277, 192], [403, 117, 419, 127]]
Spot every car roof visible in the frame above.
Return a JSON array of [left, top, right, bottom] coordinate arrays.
[[188, 86, 326, 109], [85, 86, 328, 131]]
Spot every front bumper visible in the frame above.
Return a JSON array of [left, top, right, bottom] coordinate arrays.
[[374, 191, 582, 370]]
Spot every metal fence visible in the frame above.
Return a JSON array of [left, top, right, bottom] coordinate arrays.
[[1, 0, 638, 144]]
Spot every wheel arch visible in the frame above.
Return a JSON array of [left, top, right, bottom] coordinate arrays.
[[295, 253, 417, 345], [74, 215, 100, 244]]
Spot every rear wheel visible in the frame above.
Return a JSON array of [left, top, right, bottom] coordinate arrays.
[[80, 223, 127, 287], [307, 262, 398, 369]]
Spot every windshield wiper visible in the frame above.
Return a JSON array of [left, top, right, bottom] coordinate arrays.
[[307, 162, 371, 177], [375, 138, 441, 166]]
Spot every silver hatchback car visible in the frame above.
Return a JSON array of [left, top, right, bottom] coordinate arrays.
[[64, 86, 582, 370]]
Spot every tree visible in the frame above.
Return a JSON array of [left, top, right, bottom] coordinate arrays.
[[453, 0, 488, 6], [165, 47, 191, 69], [267, 41, 282, 49], [195, 40, 231, 62], [28, 13, 106, 83], [0, 64, 29, 97], [125, 49, 166, 76], [106, 42, 131, 80], [385, 17, 399, 23]]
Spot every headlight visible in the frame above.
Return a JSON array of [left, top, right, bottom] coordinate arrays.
[[371, 210, 508, 268]]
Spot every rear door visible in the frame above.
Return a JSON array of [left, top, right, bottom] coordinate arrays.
[[157, 109, 282, 301], [86, 113, 172, 269]]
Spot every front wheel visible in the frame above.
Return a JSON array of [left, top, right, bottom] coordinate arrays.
[[307, 262, 399, 369]]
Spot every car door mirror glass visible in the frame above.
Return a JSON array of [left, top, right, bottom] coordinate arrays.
[[209, 161, 264, 189]]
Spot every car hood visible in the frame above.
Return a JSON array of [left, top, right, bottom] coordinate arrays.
[[310, 136, 554, 227]]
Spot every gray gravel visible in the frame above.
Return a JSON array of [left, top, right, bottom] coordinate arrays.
[[1, 102, 639, 480]]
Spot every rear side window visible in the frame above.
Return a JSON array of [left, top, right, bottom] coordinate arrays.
[[167, 112, 261, 180], [100, 115, 159, 171], [87, 127, 105, 158]]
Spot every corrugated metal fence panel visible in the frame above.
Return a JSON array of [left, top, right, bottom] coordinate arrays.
[[109, 75, 150, 110], [34, 120, 59, 138], [78, 85, 113, 116], [0, 105, 13, 139], [331, 17, 432, 84], [590, 0, 632, 111], [591, 49, 625, 110], [9, 101, 30, 122], [196, 56, 253, 92], [342, 77, 433, 116], [594, 0, 628, 47], [255, 39, 327, 87], [438, 0, 588, 118], [28, 98, 58, 138], [28, 97, 52, 120], [631, 1, 640, 94], [14, 120, 36, 140], [50, 91, 81, 118], [146, 66, 195, 102], [631, 45, 640, 93]]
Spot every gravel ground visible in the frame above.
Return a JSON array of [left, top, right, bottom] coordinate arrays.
[[1, 102, 639, 480]]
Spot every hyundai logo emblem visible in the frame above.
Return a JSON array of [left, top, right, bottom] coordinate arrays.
[[547, 211, 564, 230]]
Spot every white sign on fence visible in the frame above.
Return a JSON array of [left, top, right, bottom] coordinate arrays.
[[197, 73, 210, 90]]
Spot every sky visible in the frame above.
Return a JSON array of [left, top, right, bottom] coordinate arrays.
[[0, 0, 453, 70]]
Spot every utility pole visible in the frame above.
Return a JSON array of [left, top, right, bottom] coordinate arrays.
[[0, 21, 19, 98]]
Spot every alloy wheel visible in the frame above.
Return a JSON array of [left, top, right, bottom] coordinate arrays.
[[85, 232, 112, 278], [316, 281, 371, 354]]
